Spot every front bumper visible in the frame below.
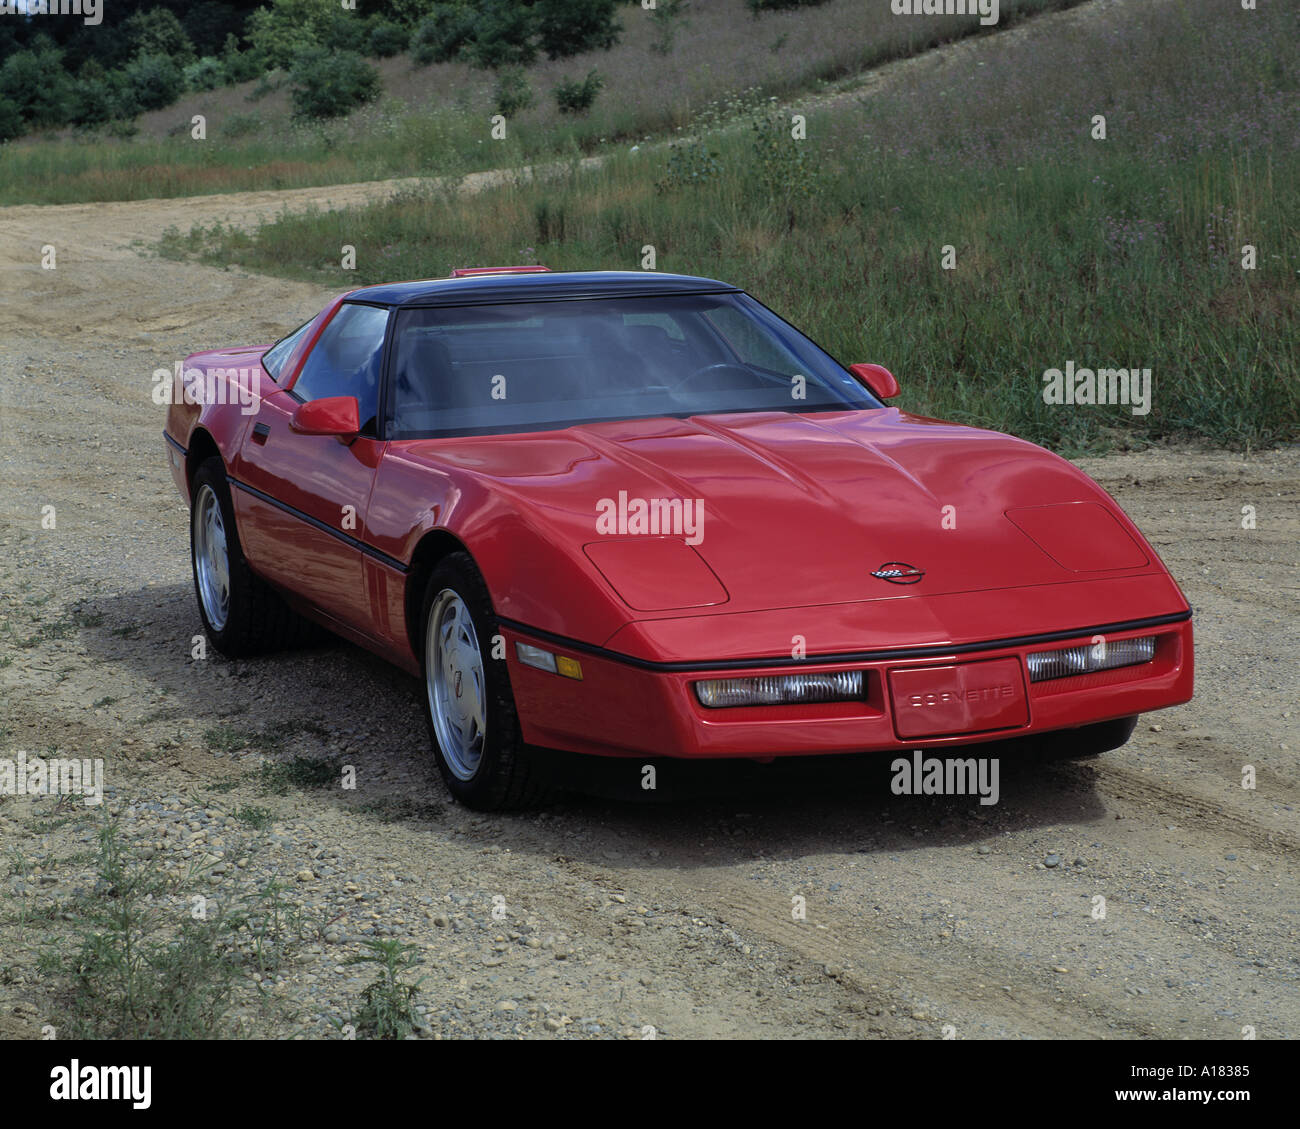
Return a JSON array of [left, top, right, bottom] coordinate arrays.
[[505, 612, 1193, 759]]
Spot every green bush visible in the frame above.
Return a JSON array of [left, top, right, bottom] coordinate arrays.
[[493, 66, 535, 117], [222, 111, 264, 139], [322, 12, 369, 53], [750, 109, 822, 205], [124, 8, 197, 65], [554, 69, 604, 115], [221, 34, 263, 84], [289, 47, 381, 119], [123, 53, 186, 113], [71, 70, 120, 127], [0, 100, 23, 143], [467, 0, 538, 69], [368, 19, 409, 58], [103, 118, 140, 140], [655, 140, 723, 192], [184, 56, 228, 92], [536, 0, 621, 60], [387, 0, 442, 26], [0, 49, 78, 130], [411, 3, 477, 65], [246, 0, 338, 71]]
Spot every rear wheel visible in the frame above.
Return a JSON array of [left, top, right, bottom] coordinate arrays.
[[1045, 715, 1138, 759], [190, 457, 323, 657], [420, 552, 552, 809]]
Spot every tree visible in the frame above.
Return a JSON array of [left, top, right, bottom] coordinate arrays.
[[535, 0, 620, 60], [289, 46, 381, 119], [467, 0, 539, 68], [124, 8, 197, 65], [122, 52, 186, 112], [410, 3, 477, 65], [0, 48, 77, 130]]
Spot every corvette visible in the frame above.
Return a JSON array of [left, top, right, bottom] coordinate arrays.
[[163, 267, 1193, 809]]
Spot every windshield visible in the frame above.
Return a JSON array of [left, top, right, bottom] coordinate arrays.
[[384, 292, 880, 439]]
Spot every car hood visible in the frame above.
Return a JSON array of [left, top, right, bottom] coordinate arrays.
[[402, 408, 1173, 618]]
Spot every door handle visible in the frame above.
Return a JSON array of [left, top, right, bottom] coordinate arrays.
[[252, 423, 270, 445]]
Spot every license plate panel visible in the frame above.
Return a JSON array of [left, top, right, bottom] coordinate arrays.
[[888, 657, 1028, 739]]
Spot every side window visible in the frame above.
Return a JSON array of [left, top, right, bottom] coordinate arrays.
[[292, 303, 389, 434], [262, 319, 311, 382], [703, 305, 802, 376]]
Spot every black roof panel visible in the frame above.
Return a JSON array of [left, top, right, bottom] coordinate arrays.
[[346, 270, 741, 308]]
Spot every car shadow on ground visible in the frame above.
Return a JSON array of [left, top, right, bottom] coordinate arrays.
[[77, 582, 1111, 868]]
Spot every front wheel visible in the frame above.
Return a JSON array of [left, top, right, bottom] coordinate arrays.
[[420, 552, 552, 809], [190, 457, 323, 657]]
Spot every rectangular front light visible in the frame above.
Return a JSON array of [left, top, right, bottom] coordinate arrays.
[[694, 670, 864, 709], [516, 642, 557, 673], [515, 642, 582, 680], [1025, 635, 1157, 683]]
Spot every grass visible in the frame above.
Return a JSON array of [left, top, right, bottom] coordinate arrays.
[[346, 938, 425, 1040], [51, 824, 237, 1038], [159, 0, 1299, 454], [202, 718, 330, 757], [234, 804, 274, 829], [38, 824, 321, 1037], [15, 605, 105, 649], [0, 0, 1090, 205], [258, 755, 340, 796], [0, 109, 481, 206], [354, 796, 445, 824]]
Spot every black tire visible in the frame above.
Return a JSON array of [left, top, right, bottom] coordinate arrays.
[[189, 457, 323, 658], [419, 552, 552, 810], [1044, 715, 1139, 760]]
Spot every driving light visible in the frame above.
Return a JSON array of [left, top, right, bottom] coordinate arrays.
[[694, 670, 864, 709], [1025, 635, 1156, 683]]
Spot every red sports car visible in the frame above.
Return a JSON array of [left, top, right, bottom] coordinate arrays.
[[164, 268, 1193, 809]]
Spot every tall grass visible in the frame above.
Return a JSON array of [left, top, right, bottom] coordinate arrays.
[[0, 104, 496, 205], [0, 0, 1090, 205], [160, 0, 1299, 453], [40, 823, 322, 1038]]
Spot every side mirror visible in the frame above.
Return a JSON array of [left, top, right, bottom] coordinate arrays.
[[848, 363, 900, 401], [290, 396, 360, 437]]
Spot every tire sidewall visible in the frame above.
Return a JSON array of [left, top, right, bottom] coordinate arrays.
[[190, 459, 242, 653], [419, 554, 523, 807]]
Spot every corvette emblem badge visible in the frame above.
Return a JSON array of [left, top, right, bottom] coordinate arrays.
[[871, 561, 925, 585]]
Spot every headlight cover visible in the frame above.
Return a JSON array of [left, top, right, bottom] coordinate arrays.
[[694, 670, 864, 709], [1025, 635, 1156, 683]]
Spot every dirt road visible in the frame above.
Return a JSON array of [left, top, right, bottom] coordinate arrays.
[[2, 131, 1298, 1039]]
